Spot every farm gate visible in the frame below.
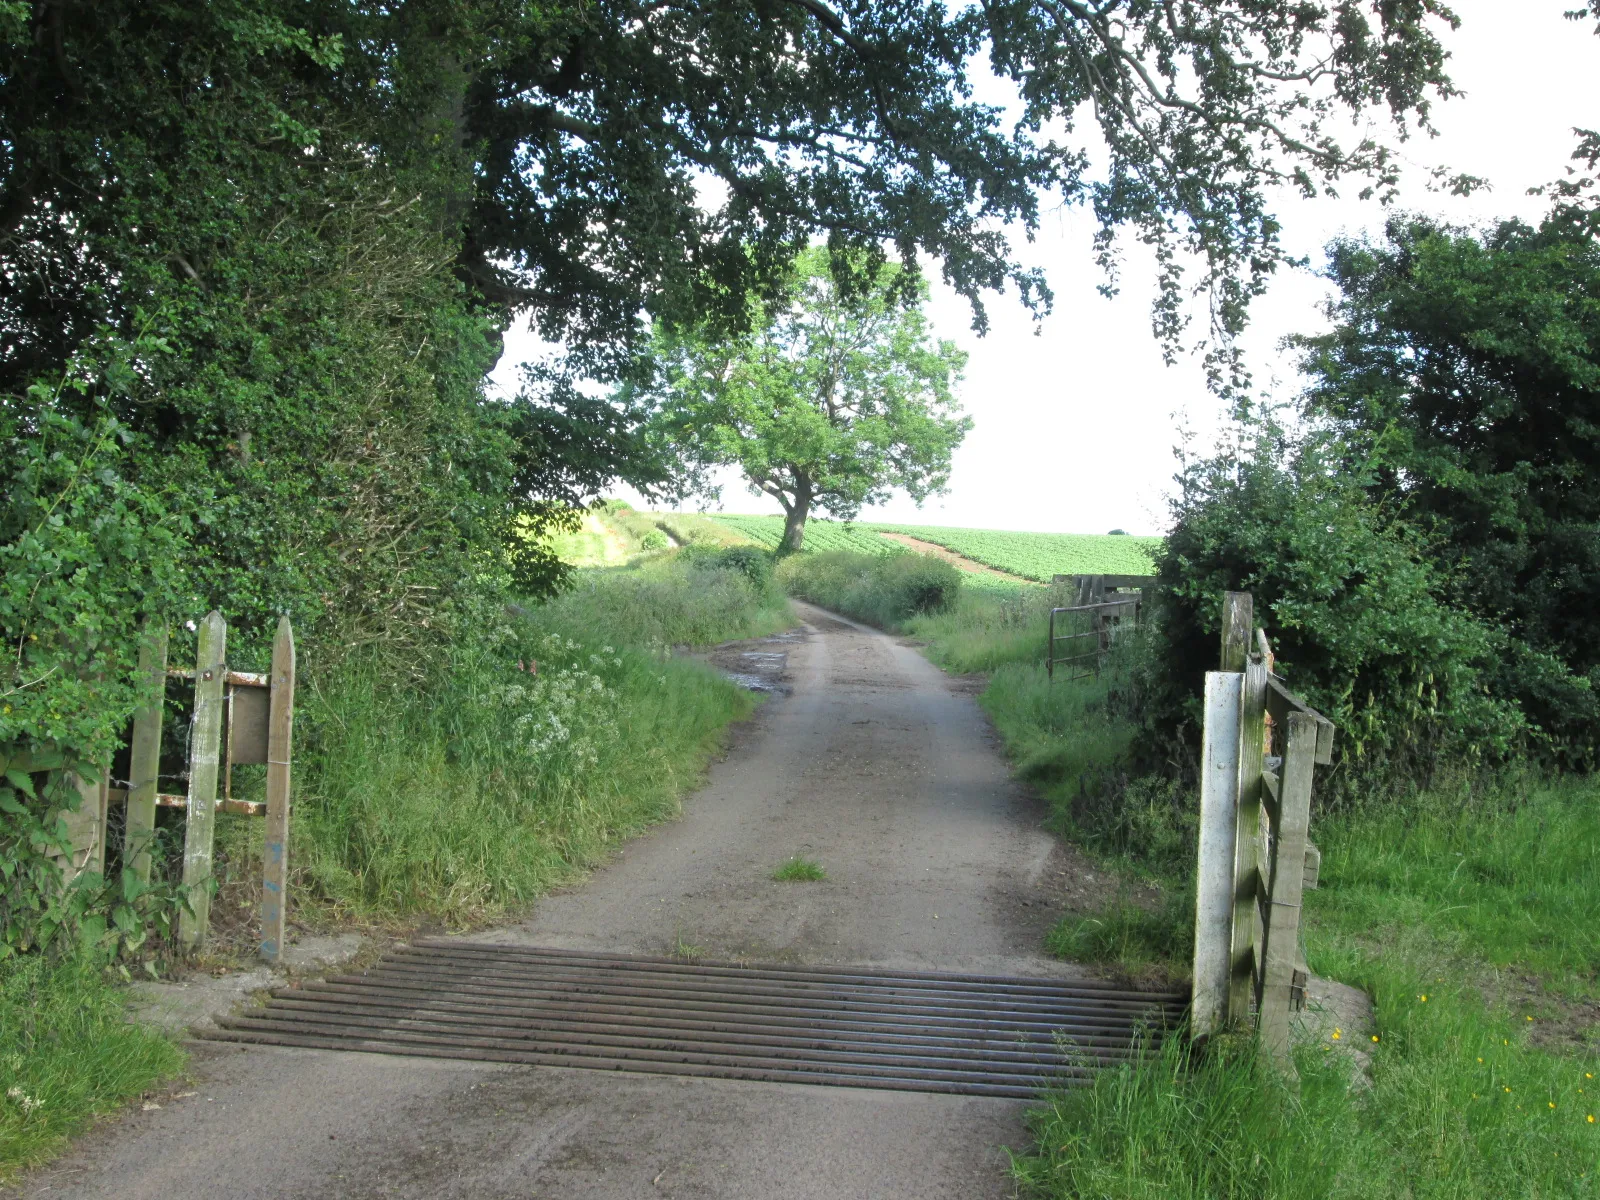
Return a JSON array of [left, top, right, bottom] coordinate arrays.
[[1046, 574, 1155, 681]]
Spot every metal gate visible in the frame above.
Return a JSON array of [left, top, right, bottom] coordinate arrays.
[[1046, 574, 1154, 682]]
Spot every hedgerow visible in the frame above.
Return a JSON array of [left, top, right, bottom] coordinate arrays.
[[776, 551, 963, 627]]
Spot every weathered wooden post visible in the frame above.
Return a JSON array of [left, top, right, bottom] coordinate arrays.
[[1073, 574, 1106, 608], [260, 616, 296, 963], [179, 611, 226, 950], [1220, 591, 1252, 672], [59, 769, 109, 881], [1191, 670, 1242, 1036], [1192, 590, 1254, 1035], [1229, 653, 1270, 1022], [125, 625, 168, 883], [1256, 710, 1317, 1065]]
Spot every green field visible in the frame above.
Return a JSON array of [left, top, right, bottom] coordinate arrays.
[[697, 514, 1162, 582], [865, 524, 1160, 582], [706, 514, 901, 556]]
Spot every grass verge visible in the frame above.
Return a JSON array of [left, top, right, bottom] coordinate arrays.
[[0, 954, 183, 1181], [984, 656, 1600, 1197], [776, 549, 966, 629], [1014, 775, 1600, 1198], [287, 551, 792, 927]]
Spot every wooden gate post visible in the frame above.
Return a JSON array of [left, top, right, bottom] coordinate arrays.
[[58, 769, 109, 881], [1256, 711, 1317, 1064], [1220, 591, 1253, 672], [259, 616, 296, 963], [1192, 671, 1243, 1036], [125, 625, 168, 882], [1229, 655, 1270, 1022], [179, 611, 226, 950]]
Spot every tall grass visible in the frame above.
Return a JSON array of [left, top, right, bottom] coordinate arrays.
[[902, 587, 1054, 672], [1014, 1034, 1368, 1199], [651, 511, 758, 548], [1015, 778, 1600, 1198], [1312, 778, 1600, 1000], [0, 954, 183, 1180], [292, 555, 792, 924], [538, 553, 791, 646], [776, 549, 964, 627]]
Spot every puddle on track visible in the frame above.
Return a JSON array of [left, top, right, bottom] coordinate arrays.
[[693, 629, 803, 695]]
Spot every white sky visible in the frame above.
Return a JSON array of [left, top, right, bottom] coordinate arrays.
[[497, 1, 1599, 535]]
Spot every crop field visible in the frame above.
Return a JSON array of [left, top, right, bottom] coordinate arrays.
[[707, 514, 900, 556], [581, 510, 1162, 583], [865, 524, 1160, 582]]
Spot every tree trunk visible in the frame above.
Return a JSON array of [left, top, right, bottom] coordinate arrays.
[[777, 482, 812, 555]]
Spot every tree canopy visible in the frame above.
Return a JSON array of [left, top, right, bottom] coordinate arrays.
[[1297, 216, 1600, 753], [641, 249, 970, 552], [1144, 214, 1600, 778], [7, 0, 1463, 376], [0, 0, 1464, 808]]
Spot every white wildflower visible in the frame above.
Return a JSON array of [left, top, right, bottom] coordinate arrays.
[[7, 1086, 41, 1114]]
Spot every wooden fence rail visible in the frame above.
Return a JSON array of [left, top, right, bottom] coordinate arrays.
[[1192, 592, 1335, 1069]]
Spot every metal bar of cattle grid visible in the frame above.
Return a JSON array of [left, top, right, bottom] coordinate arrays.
[[204, 943, 1187, 1099]]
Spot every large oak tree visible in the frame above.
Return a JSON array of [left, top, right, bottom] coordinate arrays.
[[641, 249, 970, 552]]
